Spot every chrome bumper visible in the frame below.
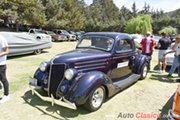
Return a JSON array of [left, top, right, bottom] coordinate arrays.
[[168, 109, 180, 120], [29, 85, 77, 110]]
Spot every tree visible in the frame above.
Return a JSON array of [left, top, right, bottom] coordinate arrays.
[[158, 26, 177, 36], [119, 6, 132, 21], [62, 0, 85, 31], [131, 2, 138, 18], [44, 0, 67, 30], [125, 14, 153, 35], [138, 2, 151, 14], [0, 0, 46, 31]]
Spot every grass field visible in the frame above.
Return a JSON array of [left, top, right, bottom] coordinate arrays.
[[0, 41, 178, 120]]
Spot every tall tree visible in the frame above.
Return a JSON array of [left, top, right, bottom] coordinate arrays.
[[119, 6, 132, 21], [44, 0, 67, 29], [0, 0, 46, 31], [138, 2, 151, 14], [63, 0, 85, 31], [131, 2, 138, 18]]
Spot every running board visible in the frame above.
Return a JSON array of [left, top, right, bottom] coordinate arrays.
[[113, 74, 140, 90]]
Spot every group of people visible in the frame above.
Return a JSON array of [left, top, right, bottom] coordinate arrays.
[[140, 31, 180, 81]]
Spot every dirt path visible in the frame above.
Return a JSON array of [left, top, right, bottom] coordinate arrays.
[[0, 42, 178, 120]]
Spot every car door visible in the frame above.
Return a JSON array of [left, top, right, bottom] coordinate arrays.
[[109, 38, 135, 81]]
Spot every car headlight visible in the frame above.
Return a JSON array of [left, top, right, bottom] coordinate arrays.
[[64, 69, 77, 80], [39, 62, 48, 72]]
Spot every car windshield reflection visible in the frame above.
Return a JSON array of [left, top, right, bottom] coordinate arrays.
[[77, 36, 114, 51]]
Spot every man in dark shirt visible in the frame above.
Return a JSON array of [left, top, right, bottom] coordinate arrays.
[[157, 32, 171, 73]]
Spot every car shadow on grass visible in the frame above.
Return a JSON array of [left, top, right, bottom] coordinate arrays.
[[22, 90, 89, 120], [157, 93, 174, 120]]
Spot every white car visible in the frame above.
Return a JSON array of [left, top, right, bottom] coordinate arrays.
[[166, 43, 175, 66], [131, 34, 144, 49], [28, 29, 52, 41]]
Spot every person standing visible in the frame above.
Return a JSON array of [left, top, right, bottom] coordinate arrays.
[[0, 34, 10, 103], [157, 32, 171, 73], [163, 35, 180, 80], [140, 32, 155, 71]]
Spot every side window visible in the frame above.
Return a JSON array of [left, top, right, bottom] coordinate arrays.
[[116, 39, 132, 52]]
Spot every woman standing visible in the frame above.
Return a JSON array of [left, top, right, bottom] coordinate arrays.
[[157, 32, 171, 73]]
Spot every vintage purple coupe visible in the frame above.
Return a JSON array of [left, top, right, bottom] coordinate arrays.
[[29, 32, 149, 111]]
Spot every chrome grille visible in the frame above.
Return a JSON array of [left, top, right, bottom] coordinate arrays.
[[48, 64, 65, 98]]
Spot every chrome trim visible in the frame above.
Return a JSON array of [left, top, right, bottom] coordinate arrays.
[[168, 109, 180, 120], [30, 85, 77, 110]]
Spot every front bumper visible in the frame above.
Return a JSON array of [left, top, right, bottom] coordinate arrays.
[[168, 109, 180, 120], [29, 85, 77, 110]]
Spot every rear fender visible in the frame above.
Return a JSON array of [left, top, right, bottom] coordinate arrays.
[[133, 55, 147, 74], [66, 71, 112, 105]]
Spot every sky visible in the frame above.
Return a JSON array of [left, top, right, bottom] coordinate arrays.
[[84, 0, 180, 12]]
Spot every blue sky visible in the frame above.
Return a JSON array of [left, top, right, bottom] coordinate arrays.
[[84, 0, 180, 12]]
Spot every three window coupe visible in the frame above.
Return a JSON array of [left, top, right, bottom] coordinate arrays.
[[29, 32, 149, 111]]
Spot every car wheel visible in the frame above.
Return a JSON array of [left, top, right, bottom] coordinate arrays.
[[83, 86, 105, 112], [139, 63, 148, 80], [34, 49, 42, 55]]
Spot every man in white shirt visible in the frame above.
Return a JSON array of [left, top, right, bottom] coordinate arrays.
[[0, 34, 10, 103]]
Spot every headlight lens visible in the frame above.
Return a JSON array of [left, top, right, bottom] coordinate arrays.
[[64, 69, 76, 80], [39, 62, 47, 72]]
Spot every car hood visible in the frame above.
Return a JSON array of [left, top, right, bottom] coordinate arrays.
[[51, 49, 111, 63]]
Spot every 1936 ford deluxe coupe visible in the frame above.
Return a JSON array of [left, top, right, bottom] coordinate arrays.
[[29, 32, 149, 111]]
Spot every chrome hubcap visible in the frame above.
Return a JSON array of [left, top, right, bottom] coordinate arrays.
[[91, 87, 104, 108], [143, 65, 148, 77]]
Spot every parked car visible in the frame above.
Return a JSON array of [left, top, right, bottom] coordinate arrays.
[[29, 32, 149, 111], [166, 43, 176, 66], [28, 29, 52, 41], [130, 34, 144, 49], [168, 84, 180, 120], [75, 32, 82, 40], [0, 32, 52, 56], [67, 30, 81, 40], [53, 29, 76, 41], [43, 31, 68, 42]]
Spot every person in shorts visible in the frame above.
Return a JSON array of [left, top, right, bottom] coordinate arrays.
[[157, 32, 171, 73]]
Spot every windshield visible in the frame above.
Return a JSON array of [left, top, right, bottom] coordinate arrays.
[[61, 30, 69, 34], [34, 29, 44, 34], [77, 36, 114, 51]]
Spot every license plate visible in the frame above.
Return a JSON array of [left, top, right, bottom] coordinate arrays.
[[29, 77, 37, 86]]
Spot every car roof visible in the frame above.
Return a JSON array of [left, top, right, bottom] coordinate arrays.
[[83, 32, 132, 39]]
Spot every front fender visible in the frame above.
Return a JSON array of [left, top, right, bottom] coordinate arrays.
[[133, 55, 147, 74], [33, 68, 49, 87], [66, 71, 112, 105]]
